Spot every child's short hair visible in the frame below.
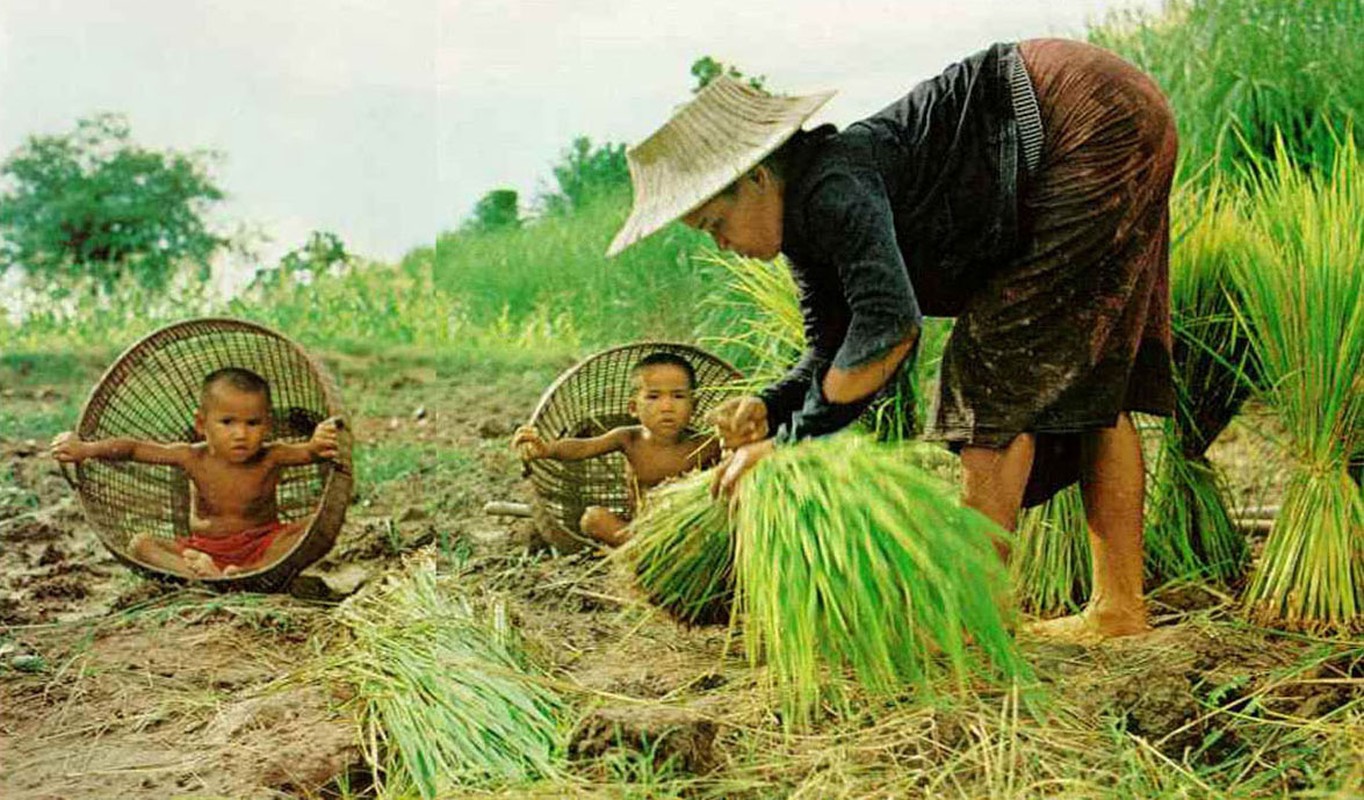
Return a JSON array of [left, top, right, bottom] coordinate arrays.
[[631, 352, 697, 391], [202, 367, 272, 407]]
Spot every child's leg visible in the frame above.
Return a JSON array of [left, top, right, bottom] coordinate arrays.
[[130, 533, 213, 578], [580, 506, 630, 547], [224, 519, 310, 576]]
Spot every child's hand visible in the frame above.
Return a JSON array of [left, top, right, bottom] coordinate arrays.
[[512, 425, 550, 461], [309, 417, 343, 460], [50, 431, 89, 463]]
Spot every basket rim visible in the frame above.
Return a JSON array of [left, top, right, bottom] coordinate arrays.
[[70, 315, 352, 587], [526, 340, 743, 428], [523, 340, 742, 552]]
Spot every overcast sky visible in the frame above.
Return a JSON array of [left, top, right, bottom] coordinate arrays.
[[0, 0, 1163, 271]]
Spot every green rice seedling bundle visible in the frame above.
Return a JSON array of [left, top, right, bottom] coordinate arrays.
[[1146, 182, 1253, 584], [333, 559, 564, 797], [695, 250, 805, 387], [733, 434, 1028, 725], [697, 249, 955, 440], [624, 470, 735, 625], [1011, 485, 1091, 618], [1237, 141, 1364, 633]]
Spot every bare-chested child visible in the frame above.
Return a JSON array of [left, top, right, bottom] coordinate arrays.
[[51, 367, 340, 579], [513, 352, 720, 547]]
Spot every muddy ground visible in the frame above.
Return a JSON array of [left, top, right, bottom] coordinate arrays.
[[1, 351, 1360, 799]]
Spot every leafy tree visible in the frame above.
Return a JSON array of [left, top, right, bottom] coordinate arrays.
[[540, 137, 629, 216], [690, 56, 768, 94], [467, 188, 521, 232], [0, 113, 228, 291], [250, 230, 354, 291]]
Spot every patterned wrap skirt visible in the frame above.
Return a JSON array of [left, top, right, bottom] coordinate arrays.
[[930, 38, 1179, 506]]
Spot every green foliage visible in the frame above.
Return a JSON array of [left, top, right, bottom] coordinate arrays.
[[248, 230, 355, 292], [540, 137, 629, 216], [467, 188, 521, 232], [734, 435, 1028, 726], [331, 559, 565, 797], [623, 471, 734, 625], [1236, 138, 1364, 632], [0, 113, 227, 291], [690, 56, 768, 94], [1090, 0, 1364, 181], [433, 193, 710, 348]]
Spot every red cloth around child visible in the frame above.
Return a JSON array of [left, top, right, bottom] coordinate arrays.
[[176, 520, 300, 569]]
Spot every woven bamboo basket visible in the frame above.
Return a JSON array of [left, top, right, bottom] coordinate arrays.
[[523, 341, 742, 552], [66, 318, 353, 592]]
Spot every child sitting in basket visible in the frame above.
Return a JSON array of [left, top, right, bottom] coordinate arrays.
[[51, 367, 341, 578], [513, 352, 720, 547]]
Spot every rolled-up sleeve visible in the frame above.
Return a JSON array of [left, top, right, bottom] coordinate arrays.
[[809, 170, 922, 371], [772, 170, 922, 442]]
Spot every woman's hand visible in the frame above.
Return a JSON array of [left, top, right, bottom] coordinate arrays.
[[711, 438, 776, 497], [706, 395, 768, 450]]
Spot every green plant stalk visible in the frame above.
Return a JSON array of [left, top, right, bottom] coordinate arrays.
[[1011, 484, 1091, 618], [733, 435, 1029, 726], [333, 562, 564, 797], [1142, 180, 1253, 585], [1236, 138, 1364, 633], [624, 471, 735, 625], [1146, 429, 1247, 584]]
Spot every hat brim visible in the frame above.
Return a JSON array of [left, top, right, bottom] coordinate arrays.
[[606, 78, 835, 258]]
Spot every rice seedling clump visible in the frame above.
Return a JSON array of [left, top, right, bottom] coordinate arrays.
[[330, 558, 565, 797], [1145, 182, 1254, 585], [1236, 142, 1364, 633], [1012, 485, 1092, 618], [624, 470, 735, 625], [733, 434, 1030, 725]]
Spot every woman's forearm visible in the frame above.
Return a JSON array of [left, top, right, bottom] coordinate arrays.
[[821, 331, 918, 404]]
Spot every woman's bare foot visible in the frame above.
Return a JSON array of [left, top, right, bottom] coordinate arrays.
[[222, 564, 245, 577], [182, 549, 222, 578], [1024, 604, 1151, 644]]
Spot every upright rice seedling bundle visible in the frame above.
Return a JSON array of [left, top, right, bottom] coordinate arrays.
[[1145, 182, 1254, 584], [733, 434, 1028, 725], [697, 250, 954, 440], [1237, 140, 1364, 633], [695, 251, 805, 386], [623, 470, 735, 625], [334, 559, 564, 797], [1012, 485, 1091, 618]]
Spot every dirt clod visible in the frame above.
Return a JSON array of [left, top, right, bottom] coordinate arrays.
[[572, 705, 718, 775]]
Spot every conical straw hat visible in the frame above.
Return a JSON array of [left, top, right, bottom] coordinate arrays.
[[606, 76, 835, 257]]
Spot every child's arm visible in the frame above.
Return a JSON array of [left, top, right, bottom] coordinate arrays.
[[50, 431, 192, 466], [269, 417, 343, 466], [513, 425, 630, 463]]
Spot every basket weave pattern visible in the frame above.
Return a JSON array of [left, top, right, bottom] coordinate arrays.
[[525, 342, 741, 551], [72, 318, 352, 591]]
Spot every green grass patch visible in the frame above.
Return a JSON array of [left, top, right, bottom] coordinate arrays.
[[355, 442, 477, 491]]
